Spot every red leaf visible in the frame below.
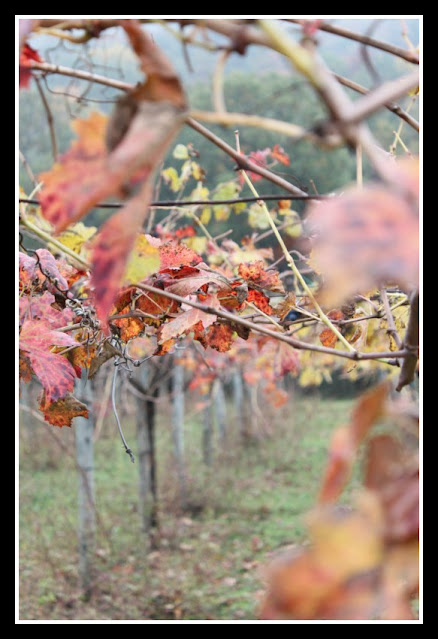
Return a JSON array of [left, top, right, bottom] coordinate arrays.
[[35, 249, 70, 291], [19, 43, 41, 89], [164, 266, 229, 297], [19, 291, 74, 328], [247, 289, 273, 315], [159, 241, 203, 269], [19, 320, 78, 403]]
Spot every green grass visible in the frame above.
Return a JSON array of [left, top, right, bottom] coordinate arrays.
[[19, 395, 357, 620]]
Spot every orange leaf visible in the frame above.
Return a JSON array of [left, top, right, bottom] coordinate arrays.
[[40, 392, 89, 428], [365, 435, 419, 543], [319, 327, 338, 348], [238, 260, 284, 293], [205, 323, 235, 352], [271, 144, 290, 166], [247, 289, 273, 315]]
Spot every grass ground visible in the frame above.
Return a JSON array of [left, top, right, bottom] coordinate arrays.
[[19, 393, 358, 621]]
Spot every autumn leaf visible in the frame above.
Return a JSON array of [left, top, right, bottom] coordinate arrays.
[[19, 291, 74, 328], [159, 241, 203, 269], [19, 320, 79, 403], [307, 159, 419, 306], [247, 289, 273, 315], [238, 261, 284, 293], [319, 310, 345, 347], [165, 270, 229, 297], [40, 392, 89, 428], [205, 323, 235, 352], [52, 221, 97, 256], [319, 327, 338, 348], [271, 144, 290, 166], [319, 382, 390, 504], [159, 294, 219, 343], [364, 434, 419, 544], [38, 112, 109, 232], [272, 341, 300, 377], [123, 233, 161, 285], [90, 181, 155, 326], [19, 43, 41, 88]]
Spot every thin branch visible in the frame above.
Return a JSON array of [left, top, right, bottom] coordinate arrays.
[[134, 280, 409, 364], [334, 73, 419, 132], [19, 194, 328, 210], [35, 26, 94, 43], [111, 363, 135, 462], [239, 167, 355, 353], [187, 117, 309, 197], [29, 60, 132, 92], [285, 19, 419, 64], [189, 108, 316, 141], [19, 151, 38, 188], [343, 70, 420, 126], [396, 289, 419, 392], [212, 49, 229, 114], [380, 287, 403, 351], [34, 75, 58, 161], [258, 19, 406, 186]]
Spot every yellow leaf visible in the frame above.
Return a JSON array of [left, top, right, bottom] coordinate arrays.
[[162, 166, 181, 192], [183, 236, 208, 255], [213, 205, 231, 221], [123, 234, 160, 285], [55, 221, 97, 255], [200, 207, 212, 224]]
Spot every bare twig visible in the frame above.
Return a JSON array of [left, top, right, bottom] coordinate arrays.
[[34, 75, 58, 161], [189, 108, 316, 141], [212, 49, 229, 114], [285, 19, 419, 64], [134, 280, 409, 365], [20, 194, 327, 210], [380, 287, 403, 351], [187, 117, 309, 197], [334, 73, 419, 132], [19, 151, 38, 188], [343, 71, 420, 126], [396, 289, 419, 392]]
